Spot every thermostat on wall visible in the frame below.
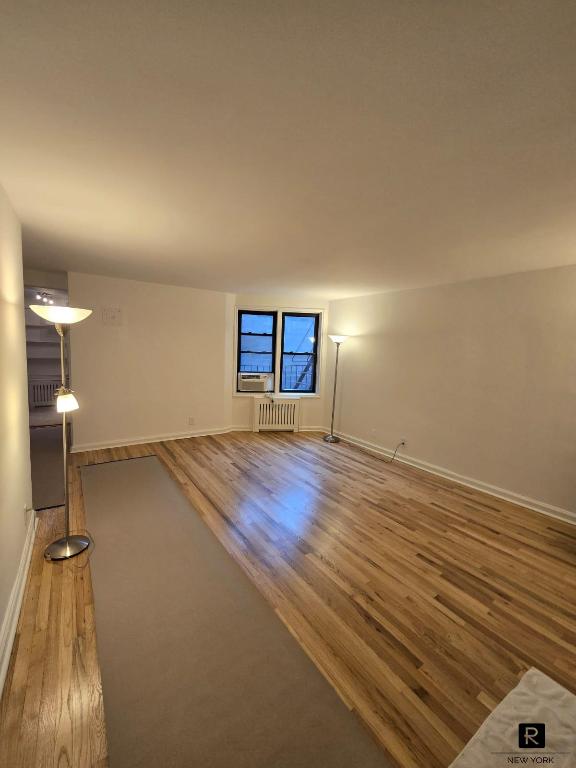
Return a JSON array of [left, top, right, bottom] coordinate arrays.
[[102, 306, 122, 326]]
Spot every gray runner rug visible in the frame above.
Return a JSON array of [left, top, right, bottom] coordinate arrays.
[[82, 456, 392, 768]]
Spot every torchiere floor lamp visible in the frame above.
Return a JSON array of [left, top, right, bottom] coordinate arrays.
[[323, 334, 348, 443], [29, 304, 93, 560]]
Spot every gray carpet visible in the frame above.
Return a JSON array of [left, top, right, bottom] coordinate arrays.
[[81, 456, 391, 768]]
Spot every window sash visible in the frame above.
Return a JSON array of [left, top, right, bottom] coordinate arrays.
[[240, 334, 274, 353], [236, 310, 277, 387], [280, 313, 320, 393]]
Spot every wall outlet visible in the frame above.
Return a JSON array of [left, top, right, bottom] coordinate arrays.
[[188, 416, 196, 426]]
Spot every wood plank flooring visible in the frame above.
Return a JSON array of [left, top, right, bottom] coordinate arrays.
[[1, 432, 575, 767]]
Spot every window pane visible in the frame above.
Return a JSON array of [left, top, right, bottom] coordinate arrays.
[[240, 334, 273, 353], [240, 352, 273, 373], [237, 311, 277, 389], [280, 313, 319, 393], [283, 315, 316, 353], [281, 353, 314, 391], [241, 313, 274, 335]]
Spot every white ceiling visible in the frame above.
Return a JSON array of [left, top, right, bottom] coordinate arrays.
[[1, 1, 576, 299], [24, 286, 67, 306]]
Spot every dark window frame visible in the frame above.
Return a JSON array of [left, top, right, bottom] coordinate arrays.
[[236, 309, 278, 391], [279, 312, 320, 394]]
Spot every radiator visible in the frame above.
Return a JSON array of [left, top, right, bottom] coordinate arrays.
[[29, 381, 59, 407], [253, 397, 300, 432]]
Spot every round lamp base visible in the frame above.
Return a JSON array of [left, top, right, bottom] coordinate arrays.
[[44, 534, 91, 561], [323, 434, 340, 443]]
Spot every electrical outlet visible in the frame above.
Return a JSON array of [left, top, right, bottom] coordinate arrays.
[[188, 416, 195, 426]]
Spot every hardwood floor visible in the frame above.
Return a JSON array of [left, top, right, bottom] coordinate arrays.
[[0, 498, 105, 766], [1, 432, 575, 767]]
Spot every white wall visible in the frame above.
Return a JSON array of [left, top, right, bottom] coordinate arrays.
[[328, 266, 576, 517], [69, 273, 233, 449], [68, 266, 574, 518], [0, 184, 33, 686], [69, 276, 330, 449]]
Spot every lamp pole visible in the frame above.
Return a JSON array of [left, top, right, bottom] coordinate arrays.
[[55, 324, 72, 546], [43, 321, 92, 561], [324, 335, 348, 443]]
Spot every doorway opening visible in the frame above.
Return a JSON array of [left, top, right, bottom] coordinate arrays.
[[25, 283, 70, 510]]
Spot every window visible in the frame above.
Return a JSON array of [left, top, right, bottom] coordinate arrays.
[[280, 313, 320, 393], [236, 309, 321, 395], [237, 310, 277, 387]]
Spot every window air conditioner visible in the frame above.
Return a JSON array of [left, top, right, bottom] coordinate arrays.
[[238, 373, 274, 392]]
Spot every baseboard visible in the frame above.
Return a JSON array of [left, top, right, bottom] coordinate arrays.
[[71, 426, 251, 453], [0, 511, 37, 697], [335, 431, 575, 526], [71, 424, 328, 453]]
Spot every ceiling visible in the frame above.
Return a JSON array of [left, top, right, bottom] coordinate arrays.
[[1, 1, 576, 299], [24, 286, 67, 307]]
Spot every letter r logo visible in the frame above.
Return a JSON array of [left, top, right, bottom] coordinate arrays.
[[518, 723, 545, 748]]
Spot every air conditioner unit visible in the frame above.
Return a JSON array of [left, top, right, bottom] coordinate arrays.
[[238, 373, 274, 392]]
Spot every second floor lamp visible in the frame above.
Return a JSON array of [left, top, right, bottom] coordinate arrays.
[[29, 303, 93, 560], [324, 334, 348, 443]]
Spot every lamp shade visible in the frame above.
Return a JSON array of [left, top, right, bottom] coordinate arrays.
[[56, 391, 79, 413], [29, 305, 92, 324], [328, 334, 349, 344]]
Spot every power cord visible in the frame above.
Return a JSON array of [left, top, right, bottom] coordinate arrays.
[[381, 440, 406, 464], [72, 528, 96, 570]]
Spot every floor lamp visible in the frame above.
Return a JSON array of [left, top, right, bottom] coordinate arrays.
[[324, 334, 348, 443], [29, 304, 93, 561]]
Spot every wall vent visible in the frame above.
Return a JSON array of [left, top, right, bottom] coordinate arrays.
[[253, 397, 300, 432]]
